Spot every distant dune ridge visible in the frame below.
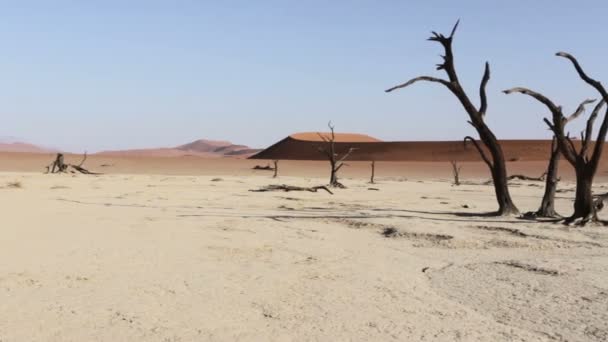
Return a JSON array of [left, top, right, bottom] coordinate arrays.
[[0, 137, 57, 154], [3, 134, 603, 162], [250, 132, 601, 162], [97, 139, 261, 157]]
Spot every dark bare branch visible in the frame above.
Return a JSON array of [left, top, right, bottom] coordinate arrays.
[[565, 133, 577, 156], [581, 99, 606, 159], [327, 121, 335, 141], [385, 76, 451, 93], [556, 52, 607, 97], [478, 62, 490, 115], [503, 87, 560, 113], [77, 151, 88, 167], [316, 132, 330, 143], [449, 19, 460, 39], [337, 147, 357, 163], [463, 136, 492, 168], [565, 99, 596, 123]]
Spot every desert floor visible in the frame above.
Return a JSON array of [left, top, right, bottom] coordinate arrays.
[[1, 165, 607, 341]]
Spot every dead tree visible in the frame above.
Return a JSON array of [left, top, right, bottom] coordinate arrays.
[[370, 161, 376, 184], [316, 122, 356, 188], [386, 21, 518, 215], [273, 160, 279, 178], [504, 81, 606, 224], [45, 151, 100, 175], [450, 161, 461, 186]]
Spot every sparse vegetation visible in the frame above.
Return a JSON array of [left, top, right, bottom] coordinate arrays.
[[5, 181, 22, 189], [315, 121, 356, 188], [450, 161, 461, 186], [505, 55, 608, 225], [45, 152, 100, 175]]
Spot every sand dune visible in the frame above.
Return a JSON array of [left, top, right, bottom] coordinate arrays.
[[0, 141, 57, 154], [289, 132, 382, 142], [251, 134, 589, 162], [97, 139, 261, 158]]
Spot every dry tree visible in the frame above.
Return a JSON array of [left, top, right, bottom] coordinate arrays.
[[386, 21, 518, 215], [315, 121, 356, 188], [502, 102, 584, 219], [505, 72, 607, 225], [369, 160, 376, 184], [273, 160, 279, 178], [450, 161, 461, 186], [45, 152, 99, 175]]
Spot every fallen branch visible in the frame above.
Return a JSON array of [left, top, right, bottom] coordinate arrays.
[[507, 173, 554, 182], [252, 165, 274, 171], [249, 184, 334, 195]]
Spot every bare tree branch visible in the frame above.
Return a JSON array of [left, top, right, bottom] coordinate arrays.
[[478, 62, 490, 115], [77, 151, 88, 167], [565, 98, 596, 123], [556, 52, 608, 97], [503, 87, 561, 113], [463, 136, 492, 168], [581, 99, 606, 159], [385, 76, 451, 93], [449, 19, 460, 39]]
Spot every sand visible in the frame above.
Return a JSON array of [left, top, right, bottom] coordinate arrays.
[[1, 166, 607, 341]]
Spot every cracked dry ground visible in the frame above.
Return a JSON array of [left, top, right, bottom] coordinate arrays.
[[1, 173, 607, 341]]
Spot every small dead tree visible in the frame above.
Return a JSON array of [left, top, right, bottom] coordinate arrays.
[[45, 151, 99, 175], [316, 122, 356, 188], [386, 21, 518, 215], [370, 161, 376, 184], [450, 161, 461, 186], [504, 80, 606, 224], [273, 160, 279, 178]]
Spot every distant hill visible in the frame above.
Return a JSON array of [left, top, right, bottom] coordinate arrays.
[[97, 139, 261, 158], [0, 137, 57, 153]]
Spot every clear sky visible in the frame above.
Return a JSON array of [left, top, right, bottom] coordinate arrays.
[[2, 0, 607, 152]]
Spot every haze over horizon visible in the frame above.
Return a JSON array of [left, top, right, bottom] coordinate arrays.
[[2, 0, 608, 152]]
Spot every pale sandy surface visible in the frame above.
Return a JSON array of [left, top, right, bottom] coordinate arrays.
[[1, 170, 607, 341]]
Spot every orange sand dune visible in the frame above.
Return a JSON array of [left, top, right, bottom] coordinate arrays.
[[290, 132, 382, 143], [252, 134, 602, 162]]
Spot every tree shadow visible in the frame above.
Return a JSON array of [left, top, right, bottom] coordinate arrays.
[[367, 208, 524, 224]]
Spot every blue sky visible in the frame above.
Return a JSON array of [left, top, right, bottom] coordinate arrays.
[[1, 0, 607, 152]]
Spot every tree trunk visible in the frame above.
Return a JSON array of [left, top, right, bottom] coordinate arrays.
[[479, 127, 519, 215], [330, 163, 338, 186], [370, 161, 375, 184], [51, 153, 67, 173], [567, 166, 596, 223], [536, 140, 560, 217]]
